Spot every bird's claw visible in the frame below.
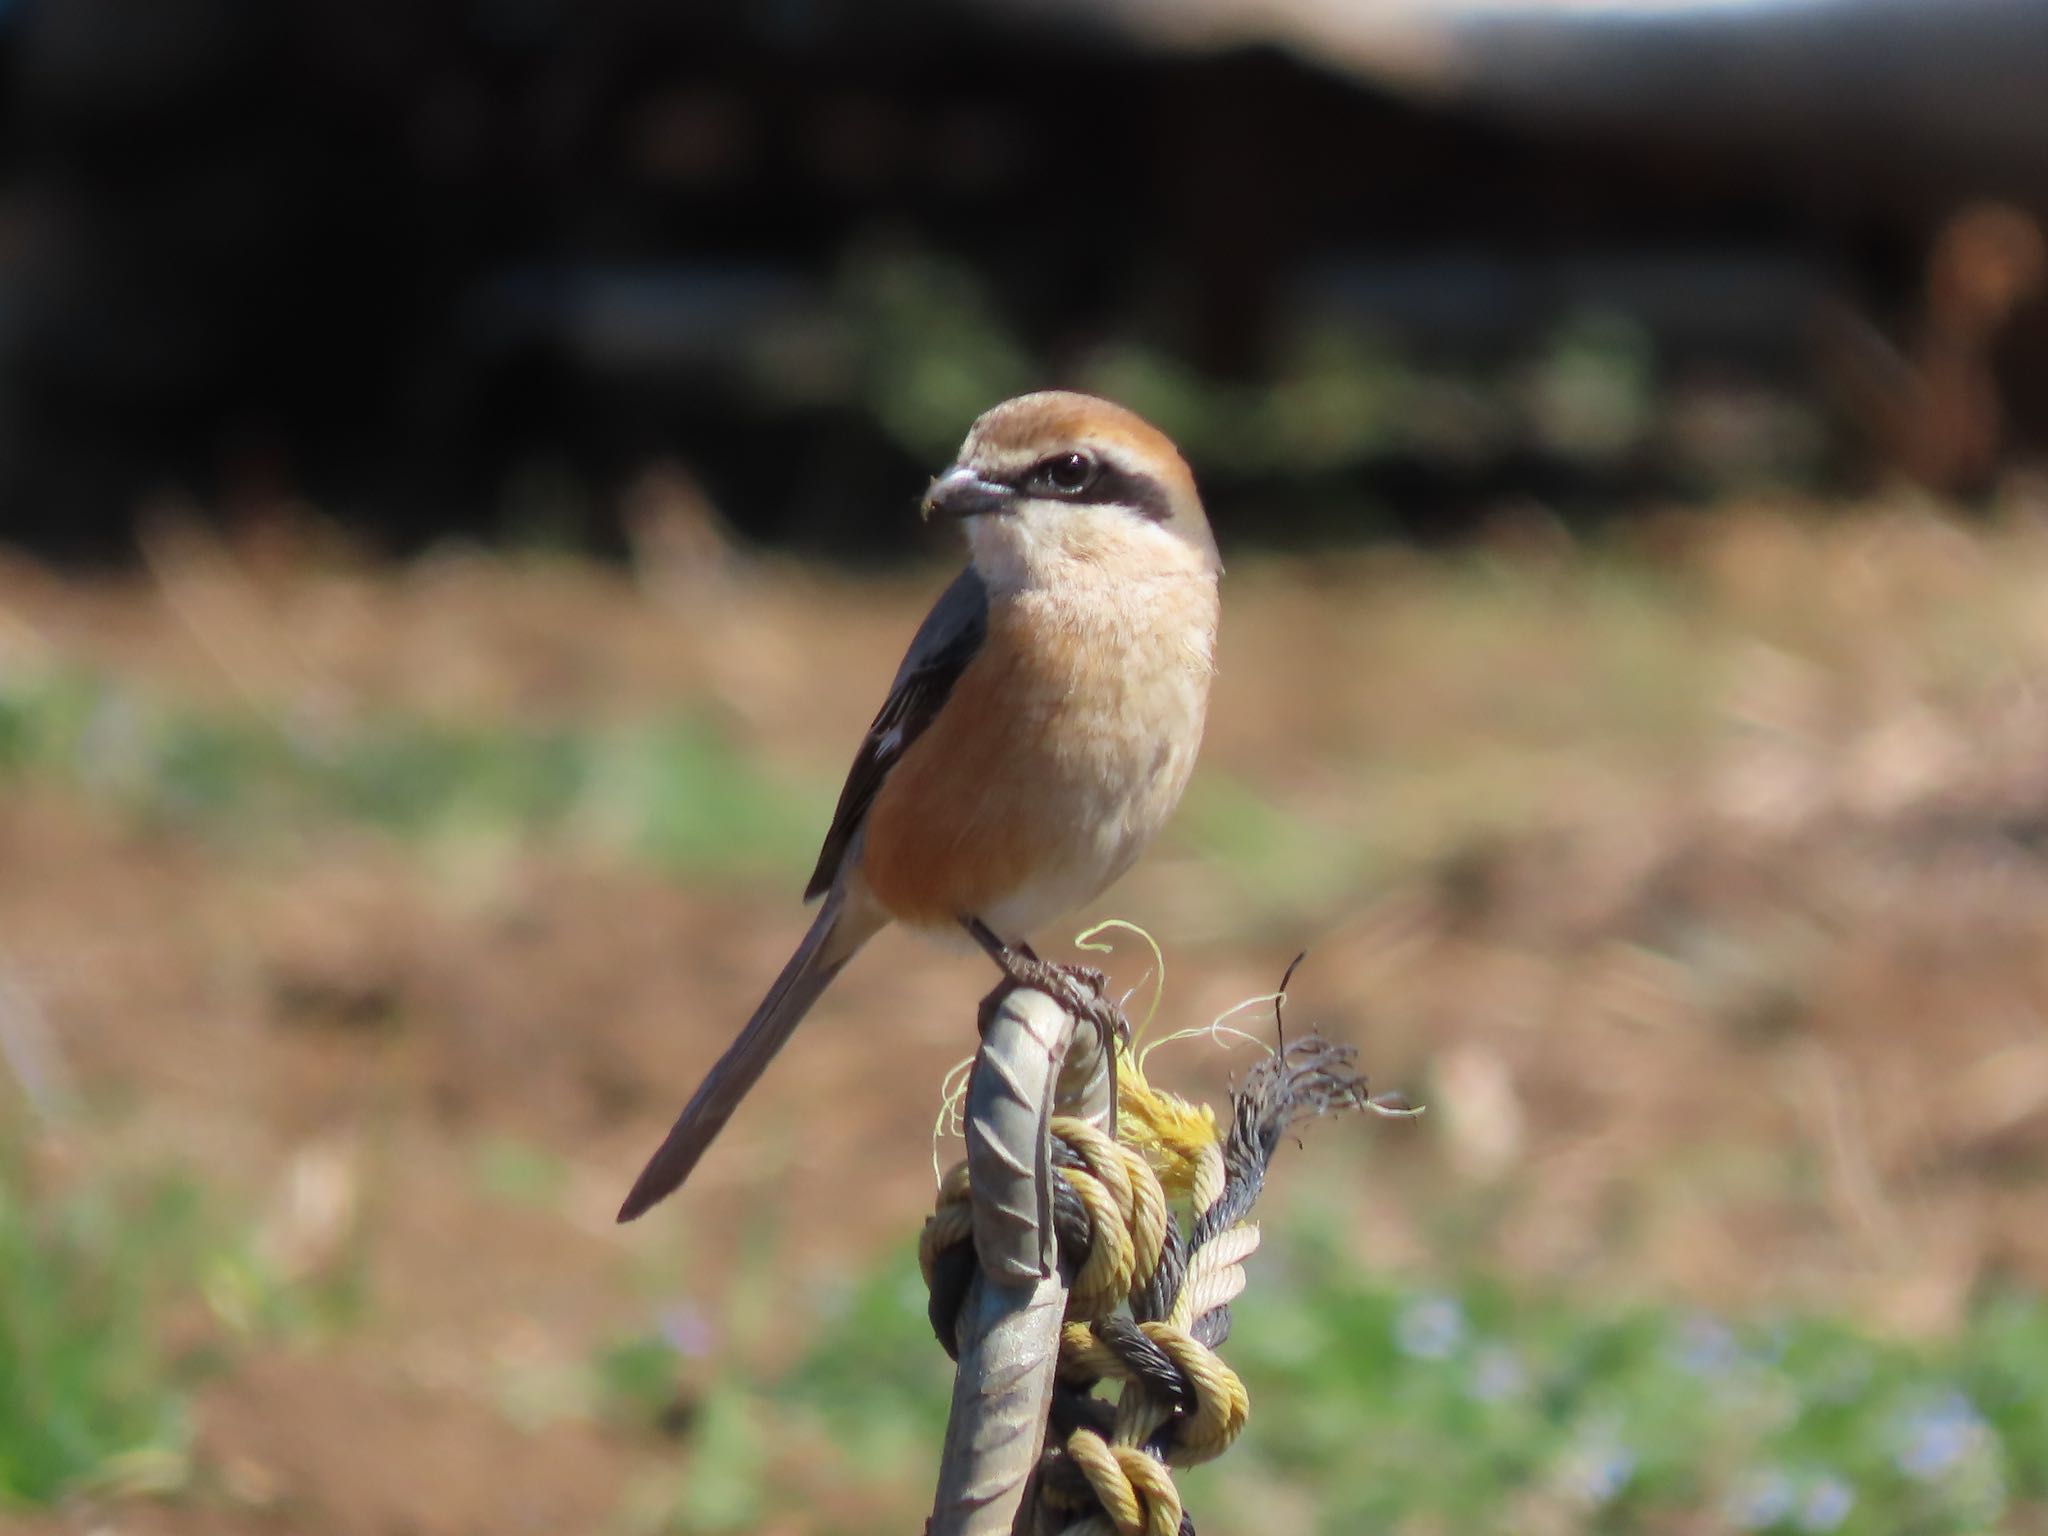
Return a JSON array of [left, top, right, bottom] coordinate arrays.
[[1052, 964, 1128, 1054], [962, 915, 1129, 1059], [986, 951, 1128, 1053]]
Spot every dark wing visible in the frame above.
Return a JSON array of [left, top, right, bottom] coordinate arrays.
[[804, 565, 988, 899]]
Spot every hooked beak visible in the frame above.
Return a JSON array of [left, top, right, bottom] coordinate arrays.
[[922, 467, 1016, 521]]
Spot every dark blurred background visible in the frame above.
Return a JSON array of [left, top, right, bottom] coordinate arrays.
[[6, 0, 2048, 559]]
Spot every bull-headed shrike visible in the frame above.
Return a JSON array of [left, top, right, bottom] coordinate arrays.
[[618, 391, 1220, 1221]]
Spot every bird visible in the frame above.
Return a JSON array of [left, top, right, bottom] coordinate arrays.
[[616, 390, 1221, 1222]]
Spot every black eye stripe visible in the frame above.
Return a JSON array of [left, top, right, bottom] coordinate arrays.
[[1003, 458, 1171, 521], [1078, 462, 1172, 521]]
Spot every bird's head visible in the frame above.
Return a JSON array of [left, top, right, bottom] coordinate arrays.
[[922, 392, 1219, 592]]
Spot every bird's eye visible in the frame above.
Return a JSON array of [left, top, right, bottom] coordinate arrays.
[[1031, 452, 1097, 497]]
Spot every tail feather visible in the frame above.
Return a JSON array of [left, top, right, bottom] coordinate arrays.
[[616, 890, 874, 1222]]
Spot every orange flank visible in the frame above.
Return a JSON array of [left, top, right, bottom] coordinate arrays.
[[859, 610, 1074, 927]]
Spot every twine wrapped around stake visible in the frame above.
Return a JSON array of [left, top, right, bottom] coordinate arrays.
[[923, 975, 1379, 1536]]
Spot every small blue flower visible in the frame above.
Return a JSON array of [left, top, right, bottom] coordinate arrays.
[[1577, 1446, 1635, 1506], [1755, 1317, 1793, 1364], [1671, 1312, 1741, 1378], [1893, 1389, 1988, 1482], [1468, 1342, 1528, 1402], [1558, 1428, 1634, 1508], [657, 1301, 717, 1358], [1799, 1474, 1854, 1533], [1726, 1466, 1797, 1530], [1393, 1293, 1467, 1360]]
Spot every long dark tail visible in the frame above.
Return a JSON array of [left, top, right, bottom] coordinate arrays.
[[616, 890, 874, 1221]]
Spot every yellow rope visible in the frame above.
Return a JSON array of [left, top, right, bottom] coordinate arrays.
[[1135, 1322, 1249, 1464], [1060, 1431, 1183, 1536], [927, 1047, 1259, 1535]]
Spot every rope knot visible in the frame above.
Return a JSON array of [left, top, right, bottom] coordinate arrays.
[[927, 1031, 1374, 1533], [1060, 1430, 1184, 1536]]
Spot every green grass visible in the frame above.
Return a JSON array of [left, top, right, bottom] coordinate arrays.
[[643, 1234, 2048, 1536], [1210, 1237, 2044, 1536], [17, 1128, 2044, 1535], [591, 1262, 953, 1535], [780, 1262, 953, 1470], [0, 1148, 208, 1505], [0, 1120, 396, 1510], [0, 663, 827, 879]]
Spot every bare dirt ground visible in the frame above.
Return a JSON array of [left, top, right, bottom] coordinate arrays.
[[6, 498, 2048, 1532]]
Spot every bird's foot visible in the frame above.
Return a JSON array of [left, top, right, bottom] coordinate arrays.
[[1024, 959, 1129, 1054], [963, 918, 1129, 1052], [987, 950, 1130, 1056]]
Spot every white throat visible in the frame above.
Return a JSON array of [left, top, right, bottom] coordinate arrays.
[[964, 500, 1210, 597]]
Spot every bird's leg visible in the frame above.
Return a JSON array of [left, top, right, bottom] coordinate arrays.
[[961, 920, 1112, 1013], [961, 916, 1127, 1129], [961, 917, 1113, 1022]]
